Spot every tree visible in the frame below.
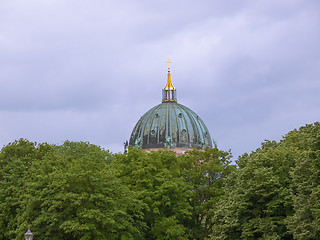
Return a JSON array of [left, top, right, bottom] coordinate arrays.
[[114, 148, 190, 239], [178, 148, 235, 239], [211, 141, 299, 240], [285, 122, 320, 240], [211, 122, 320, 240], [0, 140, 143, 240], [114, 147, 235, 240], [0, 139, 50, 239]]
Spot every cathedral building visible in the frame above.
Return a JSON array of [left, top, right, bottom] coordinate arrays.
[[129, 60, 213, 154]]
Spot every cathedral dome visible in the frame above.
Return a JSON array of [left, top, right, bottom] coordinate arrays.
[[129, 60, 213, 151]]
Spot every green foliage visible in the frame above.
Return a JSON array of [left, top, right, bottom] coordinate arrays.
[[114, 147, 235, 240], [114, 148, 190, 239], [211, 122, 320, 240], [0, 139, 50, 239], [0, 140, 143, 240], [212, 144, 298, 239], [285, 122, 320, 240], [178, 148, 235, 239], [3, 122, 319, 239]]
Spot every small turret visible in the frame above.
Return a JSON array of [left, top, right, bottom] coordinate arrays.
[[162, 59, 177, 102]]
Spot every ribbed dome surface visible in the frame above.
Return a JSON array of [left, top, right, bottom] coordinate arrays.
[[129, 101, 213, 149]]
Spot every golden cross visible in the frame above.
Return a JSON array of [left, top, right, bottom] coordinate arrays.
[[166, 59, 172, 69]]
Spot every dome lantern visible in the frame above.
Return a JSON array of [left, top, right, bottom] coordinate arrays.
[[162, 59, 177, 102]]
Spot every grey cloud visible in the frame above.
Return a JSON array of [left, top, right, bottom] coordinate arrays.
[[0, 0, 319, 158]]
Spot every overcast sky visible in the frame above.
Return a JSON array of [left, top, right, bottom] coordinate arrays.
[[0, 0, 319, 159]]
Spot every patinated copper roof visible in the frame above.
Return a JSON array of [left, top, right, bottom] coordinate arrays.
[[129, 101, 213, 149]]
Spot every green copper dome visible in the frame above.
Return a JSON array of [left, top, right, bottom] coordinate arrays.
[[129, 60, 213, 150], [129, 102, 213, 149]]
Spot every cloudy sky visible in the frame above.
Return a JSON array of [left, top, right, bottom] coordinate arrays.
[[1, 0, 319, 159]]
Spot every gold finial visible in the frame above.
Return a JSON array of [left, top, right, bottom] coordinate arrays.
[[166, 59, 172, 72], [163, 59, 175, 91]]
